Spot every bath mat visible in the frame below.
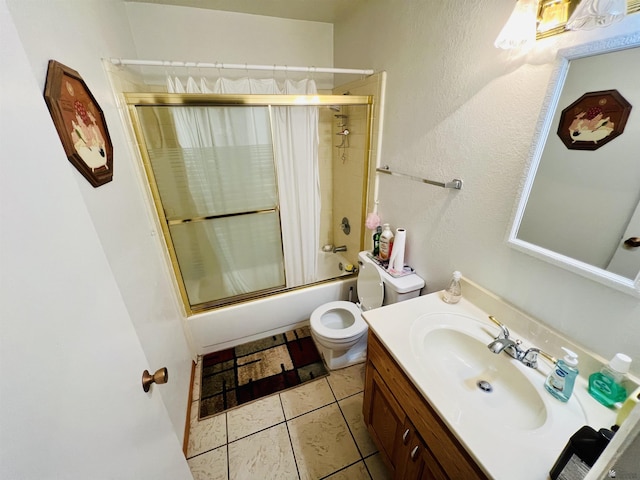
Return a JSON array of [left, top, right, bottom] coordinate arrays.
[[199, 325, 328, 419]]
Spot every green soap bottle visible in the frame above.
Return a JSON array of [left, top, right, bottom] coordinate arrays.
[[588, 353, 631, 407]]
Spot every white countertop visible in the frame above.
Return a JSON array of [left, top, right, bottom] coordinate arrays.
[[362, 289, 618, 480]]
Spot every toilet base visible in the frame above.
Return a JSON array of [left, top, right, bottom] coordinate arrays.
[[312, 332, 368, 370]]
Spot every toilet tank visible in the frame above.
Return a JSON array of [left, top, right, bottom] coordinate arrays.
[[358, 251, 425, 305]]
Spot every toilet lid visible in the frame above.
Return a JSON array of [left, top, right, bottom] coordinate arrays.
[[357, 260, 384, 311]]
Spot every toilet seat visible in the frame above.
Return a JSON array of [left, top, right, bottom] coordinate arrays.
[[356, 257, 384, 311], [310, 301, 366, 341], [310, 258, 383, 341]]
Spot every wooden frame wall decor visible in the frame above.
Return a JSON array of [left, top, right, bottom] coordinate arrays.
[[556, 89, 632, 151], [43, 60, 113, 187]]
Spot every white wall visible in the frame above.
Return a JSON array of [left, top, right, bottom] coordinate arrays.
[[5, 0, 193, 438], [125, 2, 333, 63], [0, 1, 191, 477], [124, 2, 334, 87], [334, 2, 640, 375]]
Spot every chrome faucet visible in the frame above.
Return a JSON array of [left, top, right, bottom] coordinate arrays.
[[486, 315, 556, 369], [487, 336, 520, 356], [486, 315, 522, 359], [333, 245, 347, 253]]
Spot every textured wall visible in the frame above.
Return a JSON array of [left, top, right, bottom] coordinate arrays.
[[125, 2, 335, 87], [6, 0, 195, 438], [334, 0, 640, 374]]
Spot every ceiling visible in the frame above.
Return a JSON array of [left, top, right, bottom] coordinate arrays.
[[126, 0, 365, 23]]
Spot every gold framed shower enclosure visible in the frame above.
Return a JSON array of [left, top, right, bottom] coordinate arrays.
[[125, 93, 373, 315]]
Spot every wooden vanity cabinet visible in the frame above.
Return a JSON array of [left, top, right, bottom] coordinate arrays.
[[396, 418, 447, 480], [363, 333, 489, 480]]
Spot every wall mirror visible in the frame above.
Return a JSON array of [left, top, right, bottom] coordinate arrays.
[[509, 32, 640, 297]]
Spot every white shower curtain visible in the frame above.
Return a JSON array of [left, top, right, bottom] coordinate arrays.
[[168, 75, 320, 292], [271, 81, 320, 286]]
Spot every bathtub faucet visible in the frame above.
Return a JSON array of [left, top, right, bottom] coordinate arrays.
[[333, 245, 347, 253]]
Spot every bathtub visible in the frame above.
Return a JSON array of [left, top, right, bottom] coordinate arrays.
[[316, 251, 355, 281], [187, 252, 357, 354]]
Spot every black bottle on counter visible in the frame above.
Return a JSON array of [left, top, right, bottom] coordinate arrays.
[[550, 425, 614, 480]]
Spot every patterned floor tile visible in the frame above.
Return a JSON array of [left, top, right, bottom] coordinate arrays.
[[189, 339, 392, 480], [228, 423, 298, 480], [325, 461, 371, 479], [280, 378, 335, 419], [287, 403, 361, 480], [188, 407, 227, 458], [188, 446, 227, 480], [227, 394, 285, 442], [365, 453, 392, 480], [339, 392, 378, 457], [326, 362, 365, 399]]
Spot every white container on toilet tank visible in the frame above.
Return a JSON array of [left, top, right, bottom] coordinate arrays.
[[309, 251, 424, 370]]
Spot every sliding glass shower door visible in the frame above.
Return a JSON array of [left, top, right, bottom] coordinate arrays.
[[126, 93, 373, 315], [137, 104, 285, 308]]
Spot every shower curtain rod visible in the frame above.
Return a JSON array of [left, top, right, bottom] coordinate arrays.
[[109, 58, 374, 76]]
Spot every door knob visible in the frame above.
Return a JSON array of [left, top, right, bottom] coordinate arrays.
[[142, 367, 168, 392], [624, 237, 640, 248]]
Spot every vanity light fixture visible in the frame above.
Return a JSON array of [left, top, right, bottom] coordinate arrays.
[[494, 0, 539, 50], [496, 0, 640, 48], [537, 0, 571, 33], [565, 0, 627, 30]]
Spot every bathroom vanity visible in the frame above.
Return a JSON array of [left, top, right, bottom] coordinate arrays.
[[364, 331, 487, 479], [362, 278, 626, 480]]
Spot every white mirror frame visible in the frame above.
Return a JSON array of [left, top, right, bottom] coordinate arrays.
[[508, 32, 640, 298]]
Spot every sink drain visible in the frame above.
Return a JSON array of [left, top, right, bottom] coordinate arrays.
[[477, 380, 493, 393]]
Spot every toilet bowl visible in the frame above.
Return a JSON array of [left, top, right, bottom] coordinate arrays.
[[310, 251, 424, 370]]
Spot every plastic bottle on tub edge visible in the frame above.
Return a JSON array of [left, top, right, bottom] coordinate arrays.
[[442, 271, 462, 304]]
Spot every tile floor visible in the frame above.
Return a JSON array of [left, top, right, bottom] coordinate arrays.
[[187, 360, 392, 480]]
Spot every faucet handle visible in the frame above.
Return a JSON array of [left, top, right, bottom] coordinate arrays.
[[488, 315, 510, 339], [521, 348, 557, 369]]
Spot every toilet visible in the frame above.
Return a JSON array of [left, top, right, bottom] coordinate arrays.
[[310, 251, 425, 370]]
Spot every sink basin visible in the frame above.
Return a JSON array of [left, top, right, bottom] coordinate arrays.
[[362, 291, 602, 480], [410, 312, 547, 431]]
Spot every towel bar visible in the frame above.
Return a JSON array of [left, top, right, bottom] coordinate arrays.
[[376, 165, 463, 190]]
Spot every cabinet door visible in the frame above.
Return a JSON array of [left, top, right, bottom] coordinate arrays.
[[366, 332, 488, 479], [397, 419, 448, 480], [363, 361, 406, 474]]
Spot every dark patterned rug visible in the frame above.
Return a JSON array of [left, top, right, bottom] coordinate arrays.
[[199, 325, 328, 419]]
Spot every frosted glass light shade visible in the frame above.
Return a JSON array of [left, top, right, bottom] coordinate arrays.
[[566, 0, 627, 30], [494, 0, 539, 50]]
